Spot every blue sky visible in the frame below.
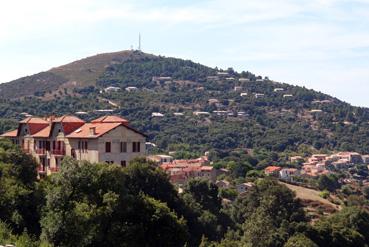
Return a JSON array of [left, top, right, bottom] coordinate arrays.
[[1, 0, 369, 106]]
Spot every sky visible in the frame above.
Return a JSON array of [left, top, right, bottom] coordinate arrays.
[[1, 0, 369, 106]]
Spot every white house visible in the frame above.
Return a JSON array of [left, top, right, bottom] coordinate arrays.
[[125, 87, 138, 92], [254, 93, 265, 99], [193, 111, 211, 116], [152, 112, 164, 117], [279, 168, 300, 181], [239, 78, 250, 82], [104, 86, 121, 92], [173, 112, 184, 116]]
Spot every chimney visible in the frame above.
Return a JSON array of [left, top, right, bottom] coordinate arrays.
[[89, 127, 96, 136]]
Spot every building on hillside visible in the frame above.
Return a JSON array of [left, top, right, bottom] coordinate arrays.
[[125, 86, 138, 92], [208, 99, 219, 105], [1, 115, 147, 175], [216, 180, 231, 189], [283, 94, 293, 98], [152, 76, 172, 82], [213, 111, 228, 116], [152, 112, 164, 117], [362, 155, 369, 164], [279, 168, 300, 182], [193, 111, 211, 116], [264, 166, 282, 176], [173, 112, 184, 116], [217, 72, 228, 76], [335, 152, 363, 164], [104, 86, 121, 92], [160, 163, 217, 184], [147, 154, 174, 165], [290, 156, 304, 163], [310, 109, 323, 113], [239, 78, 250, 82], [254, 93, 265, 99], [236, 182, 254, 194]]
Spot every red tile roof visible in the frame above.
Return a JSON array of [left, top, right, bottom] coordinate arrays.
[[32, 125, 51, 138], [265, 166, 282, 173], [66, 122, 122, 138], [201, 166, 214, 171], [1, 129, 18, 137], [92, 115, 129, 124], [20, 117, 49, 124], [19, 117, 50, 135], [53, 115, 85, 123]]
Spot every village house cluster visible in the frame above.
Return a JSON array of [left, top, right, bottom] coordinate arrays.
[[1, 115, 147, 175], [148, 155, 227, 184], [264, 152, 369, 182], [148, 154, 254, 197]]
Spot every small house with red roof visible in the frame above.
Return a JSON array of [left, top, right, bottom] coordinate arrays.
[[264, 166, 282, 176]]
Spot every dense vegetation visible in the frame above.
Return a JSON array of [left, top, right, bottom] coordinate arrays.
[[0, 139, 368, 247], [1, 51, 369, 156]]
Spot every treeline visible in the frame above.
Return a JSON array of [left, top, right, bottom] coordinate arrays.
[[0, 139, 369, 247]]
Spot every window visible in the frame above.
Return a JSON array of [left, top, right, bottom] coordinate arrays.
[[120, 142, 127, 153], [132, 142, 141, 153], [79, 141, 88, 153], [105, 142, 111, 153], [121, 161, 127, 167], [105, 161, 114, 164]]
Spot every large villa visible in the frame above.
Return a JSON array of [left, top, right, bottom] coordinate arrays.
[[1, 115, 147, 175]]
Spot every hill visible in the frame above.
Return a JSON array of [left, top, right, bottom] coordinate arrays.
[[0, 50, 149, 99], [1, 50, 369, 155]]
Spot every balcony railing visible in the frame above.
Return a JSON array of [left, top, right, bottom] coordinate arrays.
[[35, 149, 46, 155], [51, 149, 66, 155]]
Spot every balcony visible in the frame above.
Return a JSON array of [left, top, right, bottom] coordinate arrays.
[[35, 149, 47, 155], [51, 149, 66, 156], [22, 148, 31, 154]]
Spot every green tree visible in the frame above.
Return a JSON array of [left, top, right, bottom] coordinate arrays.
[[284, 234, 318, 247], [41, 157, 187, 247], [317, 174, 340, 192], [0, 139, 41, 235], [312, 207, 369, 246]]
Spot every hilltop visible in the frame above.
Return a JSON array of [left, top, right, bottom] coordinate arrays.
[[0, 50, 152, 99], [1, 50, 369, 154]]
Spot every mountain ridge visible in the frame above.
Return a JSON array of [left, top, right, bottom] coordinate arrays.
[[0, 50, 151, 99]]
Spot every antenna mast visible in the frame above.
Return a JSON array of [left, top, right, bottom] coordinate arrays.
[[138, 33, 141, 51]]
